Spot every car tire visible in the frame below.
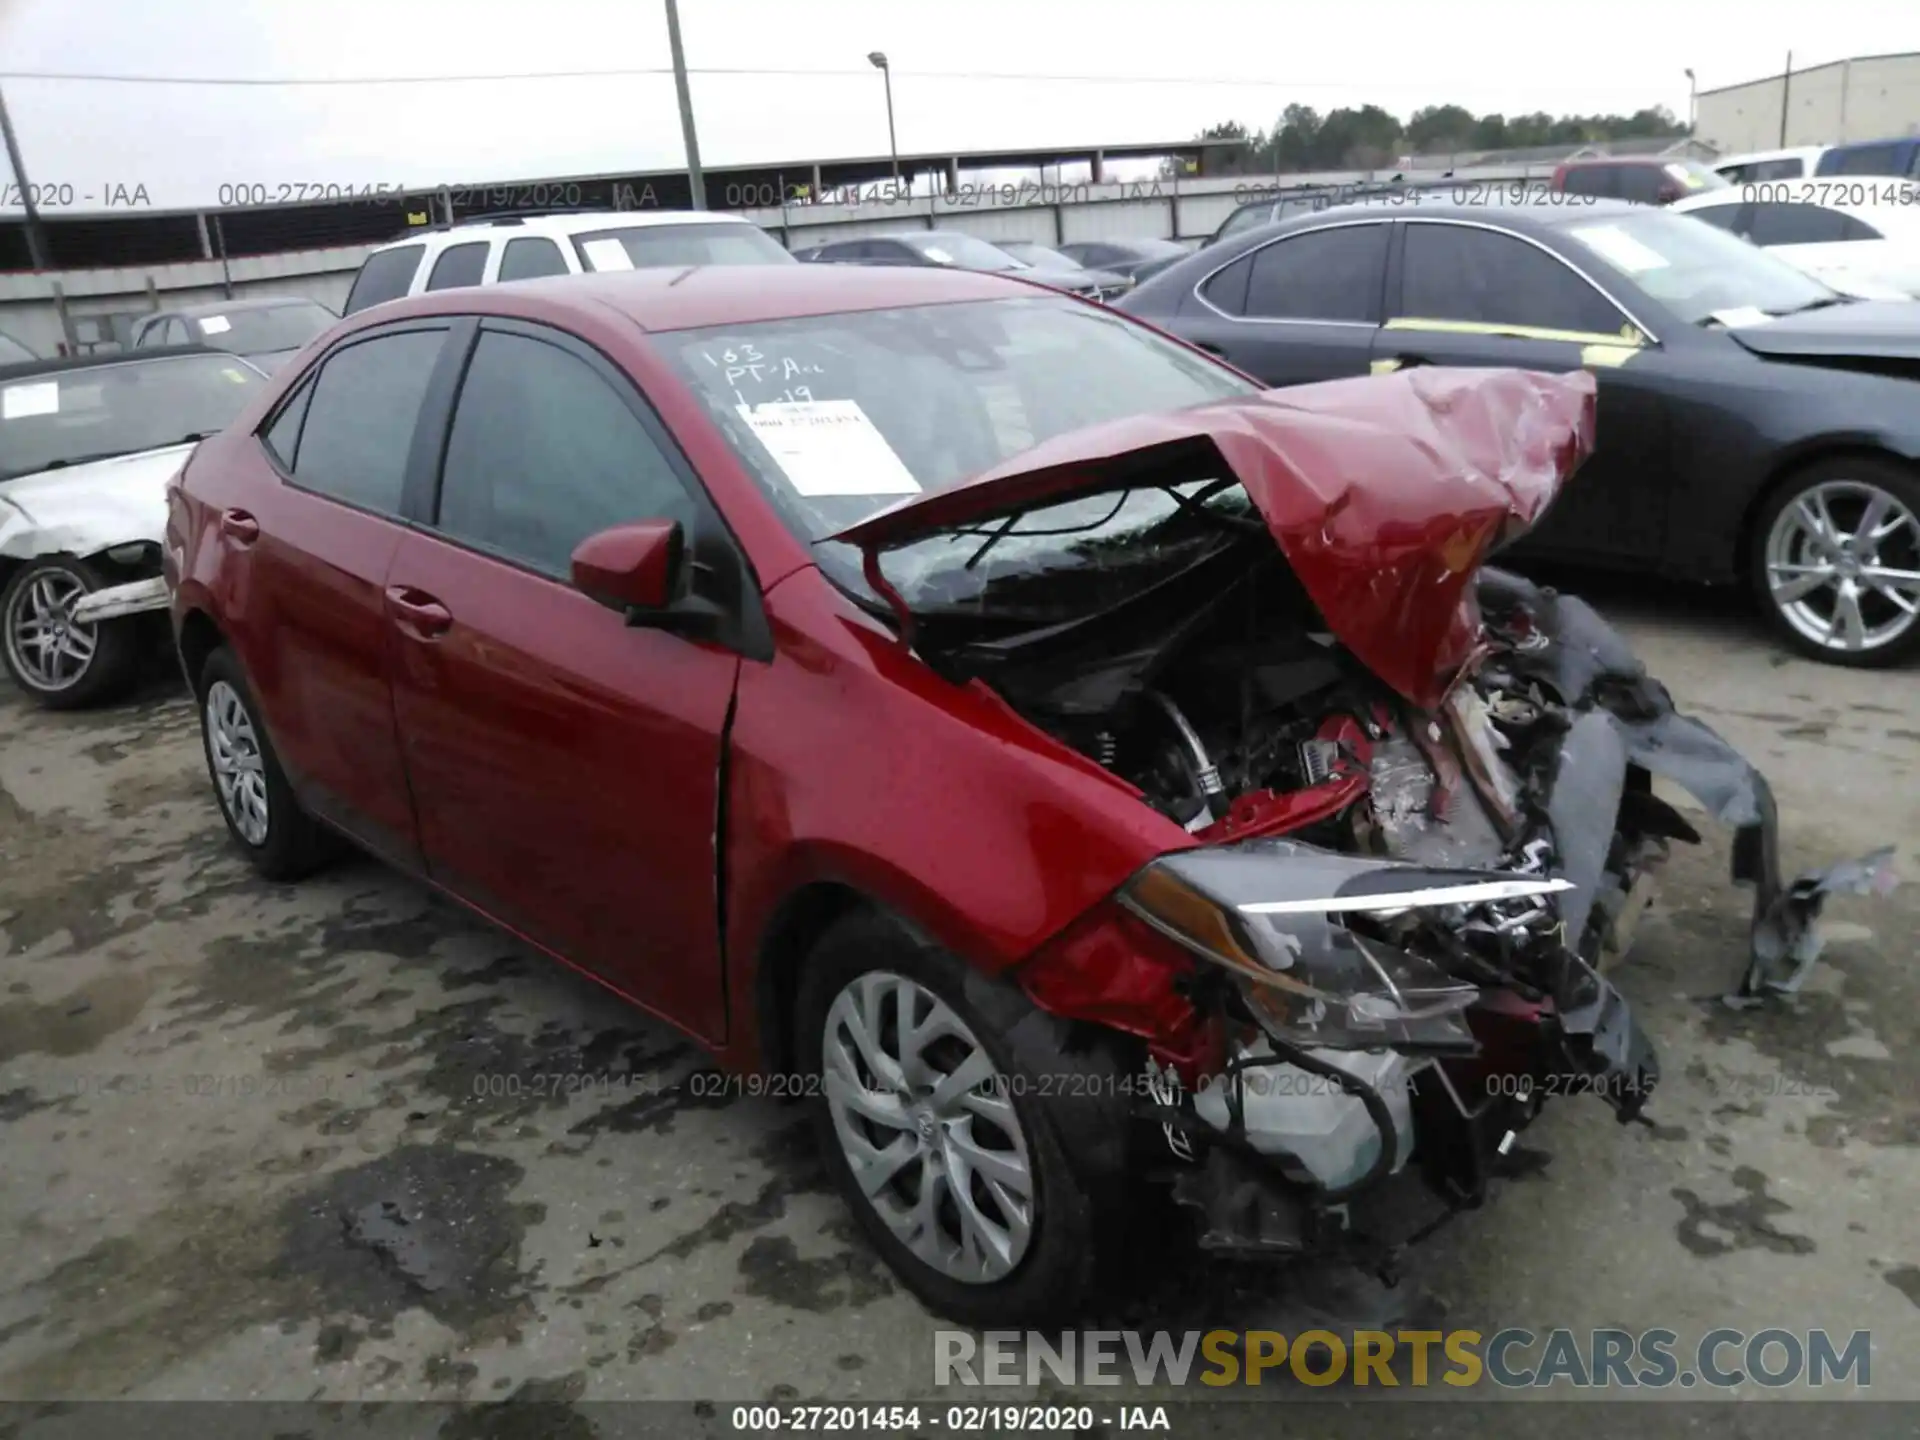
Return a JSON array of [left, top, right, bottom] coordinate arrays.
[[794, 910, 1118, 1327], [195, 646, 340, 880], [1750, 457, 1920, 667], [0, 555, 143, 710]]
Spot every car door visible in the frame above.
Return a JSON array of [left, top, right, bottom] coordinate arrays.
[[1178, 221, 1390, 385], [382, 319, 748, 1041], [1373, 218, 1674, 564], [227, 321, 458, 868]]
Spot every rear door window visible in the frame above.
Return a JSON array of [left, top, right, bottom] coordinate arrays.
[[286, 328, 447, 514], [425, 242, 489, 292], [344, 245, 426, 314], [1242, 225, 1388, 322]]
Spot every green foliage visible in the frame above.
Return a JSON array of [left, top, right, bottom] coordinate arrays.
[[1185, 102, 1687, 176]]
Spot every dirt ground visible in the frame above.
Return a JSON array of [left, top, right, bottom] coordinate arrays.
[[1, 578, 1916, 1437]]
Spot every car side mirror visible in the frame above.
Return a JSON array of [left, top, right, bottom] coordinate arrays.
[[571, 519, 687, 616]]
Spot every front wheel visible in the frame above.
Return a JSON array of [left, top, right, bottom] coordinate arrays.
[[1751, 458, 1920, 667], [794, 911, 1111, 1326], [0, 556, 143, 709]]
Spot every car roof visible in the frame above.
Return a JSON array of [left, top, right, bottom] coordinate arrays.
[[161, 296, 324, 318], [366, 209, 762, 255], [0, 344, 235, 382], [350, 262, 1050, 334], [1251, 197, 1643, 231], [1715, 145, 1826, 166]]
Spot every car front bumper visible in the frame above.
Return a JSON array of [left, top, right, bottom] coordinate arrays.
[[70, 575, 170, 625]]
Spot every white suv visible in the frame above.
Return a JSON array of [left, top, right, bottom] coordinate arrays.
[[342, 210, 793, 314]]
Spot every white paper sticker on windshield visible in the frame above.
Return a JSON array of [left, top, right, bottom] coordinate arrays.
[[1708, 306, 1772, 329], [1568, 225, 1670, 275], [199, 315, 232, 335], [921, 246, 954, 265], [2, 381, 59, 419], [736, 400, 921, 498], [581, 238, 635, 271]]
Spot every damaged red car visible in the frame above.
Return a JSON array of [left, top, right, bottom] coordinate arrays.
[[164, 266, 1892, 1326]]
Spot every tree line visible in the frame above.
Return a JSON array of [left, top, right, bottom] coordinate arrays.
[[1182, 102, 1688, 175]]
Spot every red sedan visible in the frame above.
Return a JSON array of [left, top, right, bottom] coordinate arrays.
[[165, 264, 1878, 1325]]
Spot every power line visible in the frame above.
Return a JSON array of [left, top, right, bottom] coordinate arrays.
[[0, 65, 1658, 95]]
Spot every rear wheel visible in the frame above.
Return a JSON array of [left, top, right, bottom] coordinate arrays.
[[1, 555, 143, 709], [794, 911, 1106, 1326], [1751, 458, 1920, 666], [195, 646, 340, 879]]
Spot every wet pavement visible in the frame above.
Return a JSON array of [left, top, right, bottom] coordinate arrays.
[[1, 581, 1917, 1432]]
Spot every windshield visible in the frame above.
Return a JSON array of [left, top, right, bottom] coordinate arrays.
[[904, 234, 1026, 271], [655, 295, 1256, 597], [572, 222, 794, 271], [0, 355, 265, 481], [0, 333, 34, 365], [192, 302, 333, 354], [1559, 209, 1836, 324]]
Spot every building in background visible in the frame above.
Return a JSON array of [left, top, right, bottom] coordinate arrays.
[[1696, 51, 1920, 155]]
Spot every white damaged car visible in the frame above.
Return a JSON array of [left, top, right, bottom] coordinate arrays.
[[1, 346, 268, 708]]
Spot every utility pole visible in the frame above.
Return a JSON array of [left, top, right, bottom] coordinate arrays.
[[1779, 50, 1793, 147], [0, 83, 51, 271], [663, 0, 706, 210], [868, 53, 900, 188]]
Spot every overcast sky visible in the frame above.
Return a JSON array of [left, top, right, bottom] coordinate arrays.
[[1, 0, 1913, 214]]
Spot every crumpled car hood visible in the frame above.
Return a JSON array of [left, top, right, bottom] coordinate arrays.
[[833, 367, 1598, 711], [0, 444, 188, 561]]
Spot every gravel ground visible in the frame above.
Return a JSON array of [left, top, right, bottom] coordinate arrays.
[[0, 578, 1915, 1437]]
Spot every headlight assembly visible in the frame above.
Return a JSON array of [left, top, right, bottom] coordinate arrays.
[[1117, 837, 1572, 1049]]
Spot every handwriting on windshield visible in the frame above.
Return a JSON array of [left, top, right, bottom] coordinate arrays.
[[694, 342, 828, 408]]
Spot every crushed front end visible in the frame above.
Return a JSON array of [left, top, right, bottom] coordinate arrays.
[[833, 366, 1898, 1272]]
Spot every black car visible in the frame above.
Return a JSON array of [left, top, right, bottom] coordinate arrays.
[[1203, 179, 1465, 248], [1117, 199, 1920, 666], [1055, 236, 1192, 281], [800, 230, 1129, 302], [131, 296, 337, 374]]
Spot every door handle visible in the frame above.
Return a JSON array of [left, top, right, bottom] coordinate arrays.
[[219, 508, 260, 545], [385, 585, 453, 639]]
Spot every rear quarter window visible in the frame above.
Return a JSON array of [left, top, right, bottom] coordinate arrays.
[[343, 245, 425, 315]]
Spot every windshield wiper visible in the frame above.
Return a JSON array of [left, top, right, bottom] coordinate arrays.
[[39, 449, 140, 470], [1767, 295, 1854, 317]]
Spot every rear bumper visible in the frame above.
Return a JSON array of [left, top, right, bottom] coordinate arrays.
[[71, 576, 169, 624]]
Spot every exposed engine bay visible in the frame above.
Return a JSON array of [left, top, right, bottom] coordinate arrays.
[[834, 367, 1899, 1272]]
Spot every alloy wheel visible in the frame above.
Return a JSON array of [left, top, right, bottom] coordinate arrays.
[[1765, 480, 1920, 654], [3, 569, 97, 692], [820, 970, 1034, 1285], [205, 679, 271, 846]]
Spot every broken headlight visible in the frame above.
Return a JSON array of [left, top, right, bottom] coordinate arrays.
[[1116, 837, 1572, 1050]]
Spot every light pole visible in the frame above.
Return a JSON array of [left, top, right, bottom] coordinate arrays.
[[0, 83, 49, 270], [664, 0, 706, 210], [868, 51, 900, 191], [1684, 68, 1697, 137]]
